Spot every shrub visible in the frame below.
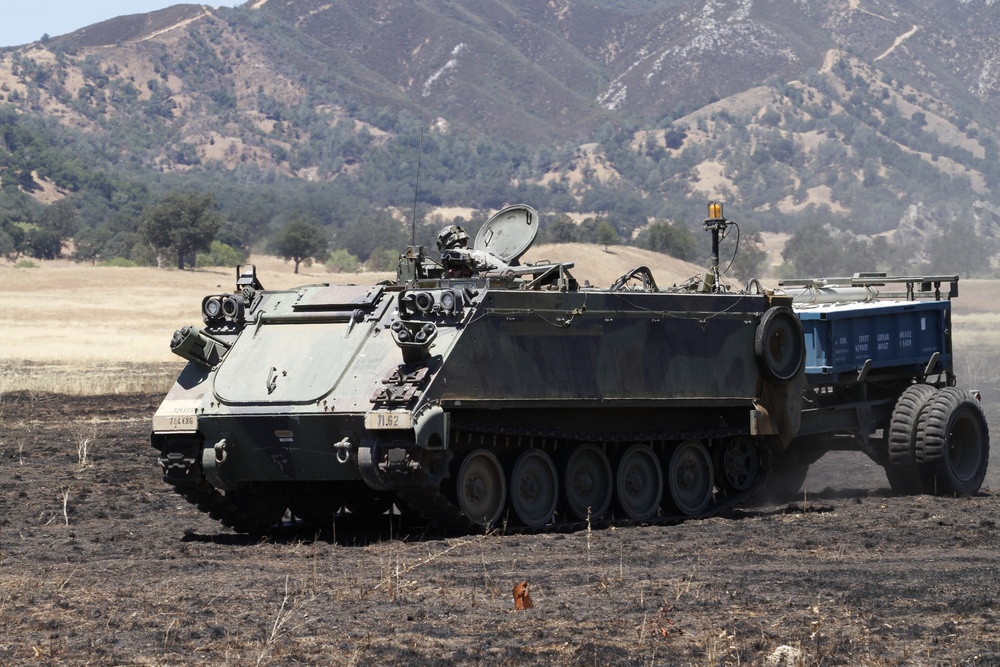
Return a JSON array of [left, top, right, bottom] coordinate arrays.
[[326, 248, 360, 273], [98, 257, 139, 268]]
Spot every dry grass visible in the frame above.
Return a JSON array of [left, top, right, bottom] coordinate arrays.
[[0, 256, 392, 394], [523, 242, 704, 288], [2, 256, 997, 396]]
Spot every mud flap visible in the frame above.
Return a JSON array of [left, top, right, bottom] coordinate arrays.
[[755, 371, 806, 449], [414, 404, 449, 450]]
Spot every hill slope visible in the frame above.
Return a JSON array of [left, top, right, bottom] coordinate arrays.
[[0, 0, 998, 274]]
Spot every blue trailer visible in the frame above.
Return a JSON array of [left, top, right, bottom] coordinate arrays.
[[775, 275, 988, 497]]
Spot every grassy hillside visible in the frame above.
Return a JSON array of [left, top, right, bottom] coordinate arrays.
[[0, 0, 997, 279]]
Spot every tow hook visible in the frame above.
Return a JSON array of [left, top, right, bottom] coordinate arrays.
[[334, 437, 352, 464], [214, 438, 230, 464]]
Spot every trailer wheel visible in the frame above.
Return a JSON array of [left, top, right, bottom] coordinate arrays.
[[885, 384, 936, 495], [754, 307, 804, 382], [915, 388, 990, 496]]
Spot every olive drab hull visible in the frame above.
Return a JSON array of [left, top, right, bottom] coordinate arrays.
[[151, 205, 987, 533]]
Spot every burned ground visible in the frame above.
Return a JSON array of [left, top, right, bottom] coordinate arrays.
[[1, 391, 998, 666]]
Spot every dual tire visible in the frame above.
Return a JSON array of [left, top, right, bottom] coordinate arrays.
[[885, 385, 989, 496]]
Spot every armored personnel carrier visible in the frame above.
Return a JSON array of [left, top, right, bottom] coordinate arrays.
[[152, 203, 989, 532]]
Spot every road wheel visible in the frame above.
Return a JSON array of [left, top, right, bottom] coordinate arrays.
[[614, 444, 663, 521], [289, 482, 345, 523], [228, 482, 289, 532], [666, 440, 714, 516], [562, 444, 613, 521], [508, 449, 559, 528], [344, 482, 396, 518], [455, 449, 506, 527], [714, 436, 760, 493], [915, 388, 990, 495], [885, 383, 936, 494]]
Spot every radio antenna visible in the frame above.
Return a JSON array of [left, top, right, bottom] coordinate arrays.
[[411, 126, 424, 245]]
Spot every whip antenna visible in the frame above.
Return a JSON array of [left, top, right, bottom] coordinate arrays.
[[411, 127, 424, 245]]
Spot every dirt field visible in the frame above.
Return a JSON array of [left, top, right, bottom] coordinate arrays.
[[2, 260, 999, 665], [1, 390, 998, 666]]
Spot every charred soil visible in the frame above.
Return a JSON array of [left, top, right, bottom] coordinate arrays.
[[1, 391, 999, 666]]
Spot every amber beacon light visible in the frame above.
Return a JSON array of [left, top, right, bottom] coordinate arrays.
[[707, 200, 724, 221]]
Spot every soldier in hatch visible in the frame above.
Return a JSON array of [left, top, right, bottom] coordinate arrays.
[[437, 224, 510, 277]]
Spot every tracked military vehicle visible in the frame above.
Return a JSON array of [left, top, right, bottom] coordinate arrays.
[[152, 202, 989, 532]]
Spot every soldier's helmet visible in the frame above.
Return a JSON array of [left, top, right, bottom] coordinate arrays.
[[437, 225, 470, 253]]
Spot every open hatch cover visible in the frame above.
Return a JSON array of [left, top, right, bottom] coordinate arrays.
[[474, 204, 538, 264]]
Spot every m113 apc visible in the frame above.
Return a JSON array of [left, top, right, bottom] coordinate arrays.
[[151, 203, 988, 532]]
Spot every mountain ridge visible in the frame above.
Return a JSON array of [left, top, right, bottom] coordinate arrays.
[[0, 0, 998, 274]]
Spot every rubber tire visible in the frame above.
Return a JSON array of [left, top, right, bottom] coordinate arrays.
[[754, 307, 805, 382], [885, 384, 936, 495], [915, 388, 990, 496]]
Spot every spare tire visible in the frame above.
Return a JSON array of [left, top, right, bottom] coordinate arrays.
[[755, 306, 805, 382]]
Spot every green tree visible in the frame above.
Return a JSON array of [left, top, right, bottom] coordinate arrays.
[[596, 219, 619, 251], [326, 248, 360, 273], [276, 218, 328, 273], [27, 227, 63, 260], [925, 216, 995, 278], [72, 226, 112, 265], [336, 213, 406, 261], [139, 191, 220, 269], [781, 220, 842, 276], [39, 199, 78, 243], [640, 220, 697, 261], [546, 214, 578, 243], [367, 247, 399, 272], [728, 226, 768, 282], [0, 218, 26, 260], [196, 240, 248, 268]]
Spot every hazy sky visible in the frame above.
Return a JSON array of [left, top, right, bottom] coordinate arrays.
[[0, 1, 246, 48]]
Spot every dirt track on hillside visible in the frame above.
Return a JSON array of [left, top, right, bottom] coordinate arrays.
[[1, 391, 999, 666]]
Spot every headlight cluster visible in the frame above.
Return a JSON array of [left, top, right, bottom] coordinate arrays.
[[399, 288, 464, 318], [202, 294, 244, 325], [392, 321, 437, 343], [390, 320, 439, 363]]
